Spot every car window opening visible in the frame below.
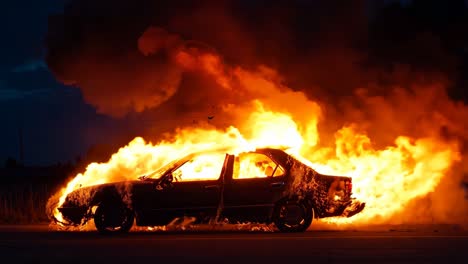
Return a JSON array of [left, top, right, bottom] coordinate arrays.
[[233, 153, 284, 179], [171, 153, 225, 182]]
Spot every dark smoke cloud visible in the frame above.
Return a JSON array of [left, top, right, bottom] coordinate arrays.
[[46, 0, 372, 117], [45, 0, 468, 143]]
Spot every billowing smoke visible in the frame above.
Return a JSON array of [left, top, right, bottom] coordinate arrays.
[[46, 0, 468, 225], [46, 0, 369, 117]]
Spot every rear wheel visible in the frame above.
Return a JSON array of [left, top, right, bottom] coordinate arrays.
[[273, 199, 313, 232], [94, 203, 134, 234]]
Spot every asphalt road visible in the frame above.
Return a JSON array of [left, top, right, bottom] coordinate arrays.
[[0, 224, 467, 264]]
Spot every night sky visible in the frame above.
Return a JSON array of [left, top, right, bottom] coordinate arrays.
[[1, 1, 135, 165], [2, 0, 468, 166]]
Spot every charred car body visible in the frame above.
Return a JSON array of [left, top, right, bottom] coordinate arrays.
[[58, 148, 365, 233]]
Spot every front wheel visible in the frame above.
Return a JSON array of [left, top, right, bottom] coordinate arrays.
[[94, 203, 134, 234], [273, 199, 314, 232]]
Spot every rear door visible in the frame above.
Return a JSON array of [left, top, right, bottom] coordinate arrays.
[[222, 152, 287, 223]]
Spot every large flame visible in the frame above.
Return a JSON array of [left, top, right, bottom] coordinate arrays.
[[48, 46, 462, 227]]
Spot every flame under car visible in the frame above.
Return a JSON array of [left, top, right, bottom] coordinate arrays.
[[57, 148, 365, 233]]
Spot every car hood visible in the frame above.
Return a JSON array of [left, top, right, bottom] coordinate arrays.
[[61, 180, 144, 208]]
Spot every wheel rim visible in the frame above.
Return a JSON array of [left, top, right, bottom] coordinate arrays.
[[278, 202, 306, 228], [95, 205, 132, 231]]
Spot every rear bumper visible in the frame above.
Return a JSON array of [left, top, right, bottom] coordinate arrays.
[[58, 207, 88, 224]]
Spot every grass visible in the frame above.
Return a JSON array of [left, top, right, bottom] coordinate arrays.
[[0, 183, 54, 224]]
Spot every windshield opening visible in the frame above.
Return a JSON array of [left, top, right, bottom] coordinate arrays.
[[138, 149, 229, 181], [139, 156, 188, 180]]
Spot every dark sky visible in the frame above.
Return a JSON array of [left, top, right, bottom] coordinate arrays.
[[1, 0, 468, 166], [0, 1, 134, 165]]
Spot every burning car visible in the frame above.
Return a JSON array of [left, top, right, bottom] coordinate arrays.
[[57, 148, 365, 233]]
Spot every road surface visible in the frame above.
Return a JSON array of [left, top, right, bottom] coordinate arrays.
[[0, 224, 467, 263]]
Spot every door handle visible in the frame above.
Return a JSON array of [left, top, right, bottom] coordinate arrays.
[[271, 182, 285, 188], [204, 185, 219, 190]]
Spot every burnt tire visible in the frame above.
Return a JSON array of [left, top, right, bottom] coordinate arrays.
[[94, 203, 134, 234], [273, 199, 313, 232]]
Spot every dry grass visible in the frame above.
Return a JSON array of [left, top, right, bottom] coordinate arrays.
[[0, 183, 52, 224]]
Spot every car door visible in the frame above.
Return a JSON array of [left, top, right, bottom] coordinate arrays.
[[222, 152, 287, 223], [148, 152, 228, 224]]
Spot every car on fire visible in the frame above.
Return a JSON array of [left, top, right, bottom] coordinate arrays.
[[57, 148, 365, 233]]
